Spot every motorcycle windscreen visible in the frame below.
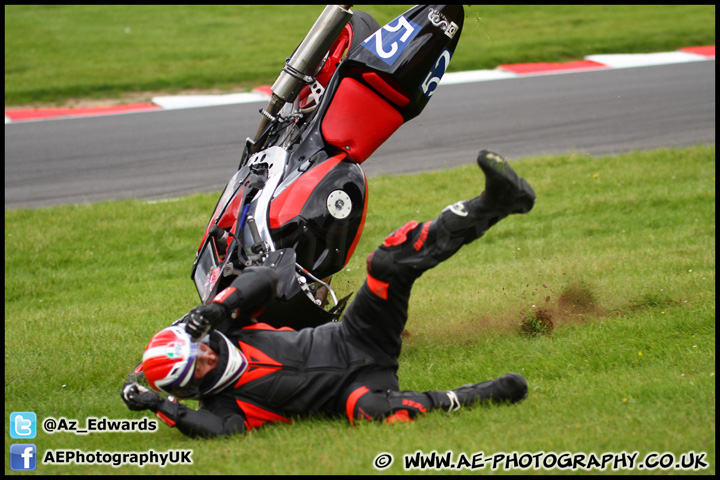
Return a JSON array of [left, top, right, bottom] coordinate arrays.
[[195, 169, 246, 256], [192, 237, 223, 304]]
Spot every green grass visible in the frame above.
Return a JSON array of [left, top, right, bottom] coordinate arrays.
[[4, 146, 715, 475], [4, 5, 715, 106]]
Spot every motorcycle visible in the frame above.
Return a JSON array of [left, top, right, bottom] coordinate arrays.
[[191, 4, 465, 330]]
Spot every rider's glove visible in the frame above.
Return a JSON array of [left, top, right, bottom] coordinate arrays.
[[121, 382, 164, 412], [185, 302, 229, 342]]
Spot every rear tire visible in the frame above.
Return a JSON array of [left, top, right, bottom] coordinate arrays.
[[347, 11, 381, 54]]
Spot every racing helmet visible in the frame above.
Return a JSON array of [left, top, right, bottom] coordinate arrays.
[[142, 325, 248, 399]]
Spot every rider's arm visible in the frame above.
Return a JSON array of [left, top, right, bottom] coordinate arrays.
[[185, 266, 279, 340], [122, 382, 247, 438], [215, 266, 278, 313], [155, 397, 248, 438]]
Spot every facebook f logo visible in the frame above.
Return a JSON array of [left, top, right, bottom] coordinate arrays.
[[10, 444, 37, 471], [10, 412, 37, 438]]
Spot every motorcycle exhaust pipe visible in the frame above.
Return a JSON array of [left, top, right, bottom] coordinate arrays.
[[273, 5, 353, 102], [252, 5, 353, 146]]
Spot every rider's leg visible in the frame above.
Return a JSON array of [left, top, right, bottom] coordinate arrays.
[[340, 150, 536, 361], [345, 373, 529, 425]]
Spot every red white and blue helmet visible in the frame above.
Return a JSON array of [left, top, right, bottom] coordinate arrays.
[[142, 325, 247, 399]]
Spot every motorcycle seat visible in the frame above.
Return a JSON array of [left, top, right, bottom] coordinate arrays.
[[321, 76, 404, 164]]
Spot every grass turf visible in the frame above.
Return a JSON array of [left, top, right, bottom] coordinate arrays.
[[4, 145, 715, 474]]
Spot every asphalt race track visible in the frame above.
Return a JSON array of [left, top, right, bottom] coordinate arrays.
[[4, 60, 715, 209]]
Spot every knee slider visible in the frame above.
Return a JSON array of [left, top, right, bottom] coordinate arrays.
[[366, 220, 423, 281], [347, 387, 391, 424], [367, 220, 434, 279]]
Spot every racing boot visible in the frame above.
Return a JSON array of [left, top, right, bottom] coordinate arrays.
[[423, 149, 536, 262], [427, 373, 529, 412], [475, 149, 535, 215], [367, 149, 536, 283], [381, 373, 529, 423]]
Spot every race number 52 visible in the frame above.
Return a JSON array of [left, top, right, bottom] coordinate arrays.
[[362, 15, 420, 66], [421, 48, 452, 98]]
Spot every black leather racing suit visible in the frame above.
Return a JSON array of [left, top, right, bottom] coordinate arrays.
[[150, 154, 535, 437]]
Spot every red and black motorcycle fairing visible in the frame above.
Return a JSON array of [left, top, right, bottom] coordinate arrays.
[[191, 5, 464, 330]]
